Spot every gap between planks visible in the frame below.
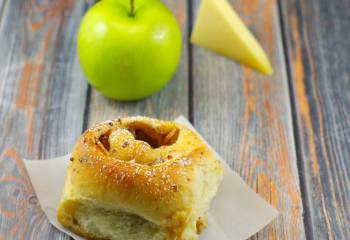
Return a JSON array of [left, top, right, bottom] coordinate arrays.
[[277, 0, 314, 239]]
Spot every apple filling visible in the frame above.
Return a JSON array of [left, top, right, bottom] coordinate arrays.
[[98, 123, 179, 165], [127, 122, 179, 148]]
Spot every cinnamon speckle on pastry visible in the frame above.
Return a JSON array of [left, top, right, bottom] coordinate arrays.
[[171, 184, 178, 192], [79, 158, 87, 163], [72, 217, 78, 225]]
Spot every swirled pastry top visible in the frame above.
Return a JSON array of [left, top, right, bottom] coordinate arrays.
[[59, 117, 223, 239]]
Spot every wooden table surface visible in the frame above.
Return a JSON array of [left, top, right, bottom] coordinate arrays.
[[0, 0, 349, 239]]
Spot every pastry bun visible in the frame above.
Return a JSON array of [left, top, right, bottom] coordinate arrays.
[[57, 117, 223, 240]]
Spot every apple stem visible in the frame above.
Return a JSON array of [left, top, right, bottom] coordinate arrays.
[[130, 0, 135, 17]]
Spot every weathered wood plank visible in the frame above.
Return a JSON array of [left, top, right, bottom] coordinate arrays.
[[86, 0, 189, 127], [191, 0, 306, 238], [0, 0, 91, 239], [0, 0, 6, 19], [281, 0, 350, 238]]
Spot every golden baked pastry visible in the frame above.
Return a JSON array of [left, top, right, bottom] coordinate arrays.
[[57, 117, 223, 240]]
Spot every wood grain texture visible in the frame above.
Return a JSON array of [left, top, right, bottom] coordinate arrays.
[[86, 0, 189, 127], [0, 0, 6, 20], [191, 0, 306, 239], [281, 0, 350, 238], [0, 0, 91, 239]]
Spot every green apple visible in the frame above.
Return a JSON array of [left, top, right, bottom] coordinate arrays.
[[77, 0, 182, 101]]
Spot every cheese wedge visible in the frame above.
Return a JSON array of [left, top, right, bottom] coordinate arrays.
[[191, 0, 273, 75]]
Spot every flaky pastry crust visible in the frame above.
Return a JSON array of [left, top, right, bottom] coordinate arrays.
[[57, 117, 223, 240]]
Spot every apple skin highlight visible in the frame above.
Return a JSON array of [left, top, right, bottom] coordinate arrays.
[[77, 0, 182, 101]]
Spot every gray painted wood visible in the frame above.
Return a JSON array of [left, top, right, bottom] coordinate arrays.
[[87, 0, 189, 127], [0, 0, 6, 20], [0, 0, 91, 239], [191, 0, 306, 239], [281, 0, 350, 238]]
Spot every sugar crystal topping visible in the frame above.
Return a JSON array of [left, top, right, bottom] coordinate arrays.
[[75, 118, 203, 200]]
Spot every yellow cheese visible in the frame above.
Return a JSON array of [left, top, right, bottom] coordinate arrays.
[[191, 0, 273, 75]]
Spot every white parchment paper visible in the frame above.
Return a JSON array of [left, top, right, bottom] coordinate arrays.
[[23, 116, 278, 240]]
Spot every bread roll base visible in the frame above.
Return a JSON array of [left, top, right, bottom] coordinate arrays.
[[57, 117, 223, 240]]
